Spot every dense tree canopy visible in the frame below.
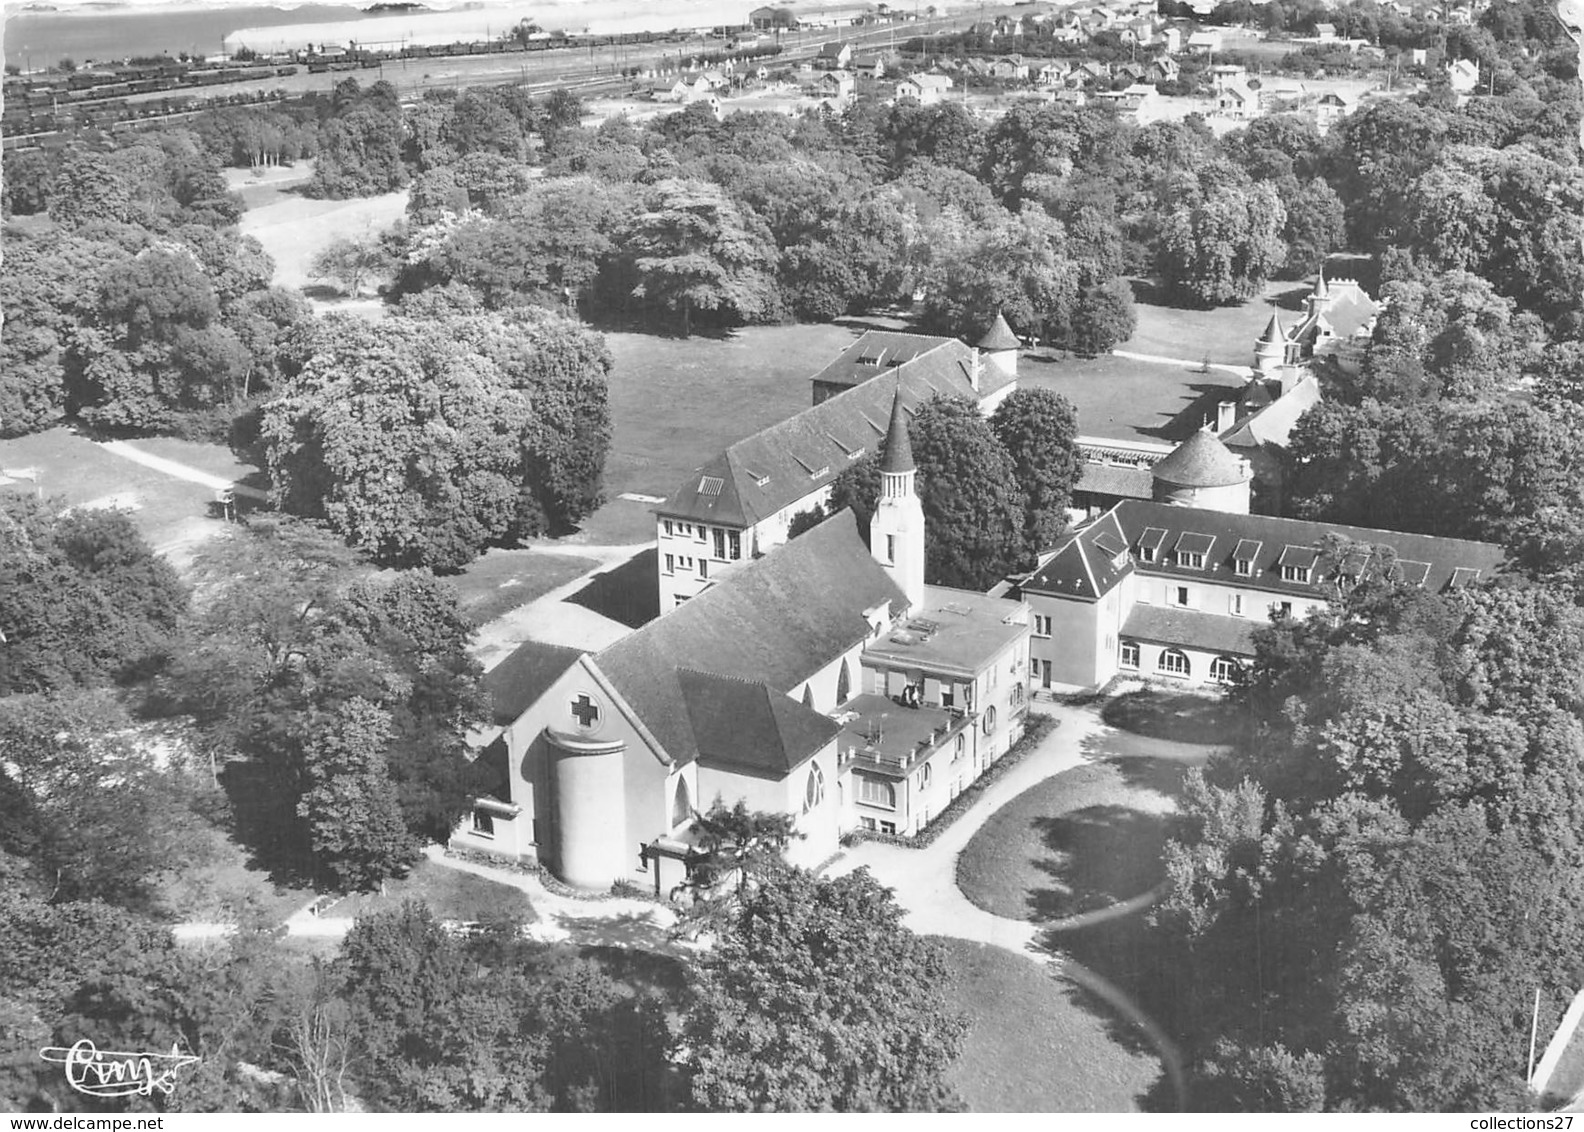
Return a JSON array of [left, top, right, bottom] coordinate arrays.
[[264, 310, 610, 569], [910, 396, 1027, 587], [681, 868, 967, 1111]]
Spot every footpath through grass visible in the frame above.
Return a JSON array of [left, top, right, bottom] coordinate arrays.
[[938, 936, 1161, 1111], [325, 857, 536, 924]]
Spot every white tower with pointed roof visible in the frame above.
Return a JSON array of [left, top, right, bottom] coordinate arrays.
[[1254, 308, 1287, 376], [871, 386, 926, 613], [977, 310, 1021, 380]]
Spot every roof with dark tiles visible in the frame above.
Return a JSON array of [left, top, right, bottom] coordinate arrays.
[[659, 330, 1009, 527], [678, 669, 842, 777], [591, 509, 904, 769], [1152, 429, 1249, 488], [485, 641, 584, 727], [1023, 500, 1505, 602], [1122, 604, 1257, 655]]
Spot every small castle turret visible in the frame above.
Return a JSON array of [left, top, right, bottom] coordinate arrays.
[[1151, 428, 1252, 515], [977, 310, 1021, 381], [1254, 308, 1286, 376]]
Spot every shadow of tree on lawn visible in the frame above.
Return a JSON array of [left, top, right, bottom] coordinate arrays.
[[1028, 804, 1169, 921]]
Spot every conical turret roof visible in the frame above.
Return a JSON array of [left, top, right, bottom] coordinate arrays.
[[976, 310, 1021, 351], [1152, 429, 1248, 488], [880, 384, 915, 474], [1258, 307, 1285, 345]]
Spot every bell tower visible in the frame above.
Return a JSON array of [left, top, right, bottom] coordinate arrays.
[[871, 384, 926, 613]]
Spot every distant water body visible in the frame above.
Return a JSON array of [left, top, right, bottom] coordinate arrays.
[[3, 0, 772, 66], [4, 4, 371, 66]]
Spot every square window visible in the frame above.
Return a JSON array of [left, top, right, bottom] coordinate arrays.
[[1172, 586, 1190, 607], [1234, 559, 1252, 577], [1120, 640, 1140, 669], [471, 809, 495, 838]]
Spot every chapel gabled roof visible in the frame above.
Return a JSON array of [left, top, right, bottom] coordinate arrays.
[[678, 670, 841, 777], [592, 510, 903, 767]]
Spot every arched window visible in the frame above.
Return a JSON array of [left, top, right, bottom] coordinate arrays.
[[804, 763, 825, 813], [1158, 649, 1190, 677], [802, 685, 814, 709], [953, 733, 966, 762], [919, 762, 933, 789], [672, 776, 691, 828], [837, 659, 851, 704], [982, 705, 998, 734], [1210, 655, 1241, 684]]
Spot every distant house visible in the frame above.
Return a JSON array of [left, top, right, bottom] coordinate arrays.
[[1259, 77, 1306, 108], [1054, 87, 1088, 105], [1147, 55, 1180, 82], [1185, 29, 1222, 53], [1314, 21, 1337, 39], [819, 70, 856, 101], [1447, 58, 1480, 92], [1314, 88, 1357, 129], [1073, 59, 1112, 83], [1210, 62, 1247, 91], [1035, 60, 1071, 85], [895, 72, 953, 104], [817, 41, 853, 69], [1216, 79, 1257, 118], [990, 56, 1030, 80], [1160, 26, 1183, 53], [850, 53, 888, 79], [1116, 61, 1148, 83]]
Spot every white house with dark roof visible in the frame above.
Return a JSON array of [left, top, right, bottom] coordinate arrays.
[[1017, 499, 1503, 692], [454, 394, 1031, 891], [656, 325, 1017, 610]]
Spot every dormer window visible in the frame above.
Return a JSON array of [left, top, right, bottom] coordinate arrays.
[[1278, 545, 1320, 584], [1137, 526, 1167, 564], [1233, 538, 1261, 576], [1174, 532, 1214, 570]]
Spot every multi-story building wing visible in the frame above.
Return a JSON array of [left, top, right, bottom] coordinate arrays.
[[1020, 498, 1505, 691], [655, 325, 1018, 610]]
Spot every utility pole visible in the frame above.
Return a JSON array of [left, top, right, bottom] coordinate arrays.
[[1528, 987, 1542, 1085]]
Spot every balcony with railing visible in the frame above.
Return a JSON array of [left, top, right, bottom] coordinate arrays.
[[834, 692, 971, 777]]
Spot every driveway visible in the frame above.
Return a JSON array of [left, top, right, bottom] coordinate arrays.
[[826, 700, 1110, 954]]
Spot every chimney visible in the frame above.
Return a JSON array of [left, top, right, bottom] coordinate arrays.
[[1216, 399, 1237, 432], [969, 347, 982, 391]]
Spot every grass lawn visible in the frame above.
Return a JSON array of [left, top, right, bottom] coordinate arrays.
[[1019, 352, 1245, 446], [0, 427, 235, 554], [937, 937, 1161, 1111], [1121, 282, 1318, 368], [322, 857, 536, 924], [577, 322, 860, 544], [239, 188, 409, 292], [957, 759, 1189, 923], [448, 547, 600, 625]]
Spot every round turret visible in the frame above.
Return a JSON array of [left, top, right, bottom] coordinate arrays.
[[1254, 308, 1286, 375], [976, 310, 1020, 381], [1152, 429, 1252, 514]]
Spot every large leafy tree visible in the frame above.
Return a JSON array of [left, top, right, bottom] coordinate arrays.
[[264, 310, 610, 569], [336, 902, 672, 1110], [0, 496, 187, 694], [990, 388, 1080, 553], [910, 396, 1027, 588], [297, 698, 418, 891], [617, 178, 777, 336], [0, 689, 216, 907], [1157, 179, 1288, 306], [170, 518, 486, 884], [916, 205, 1078, 343], [681, 867, 968, 1112]]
